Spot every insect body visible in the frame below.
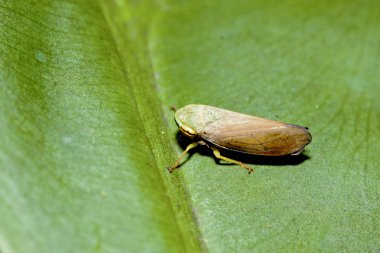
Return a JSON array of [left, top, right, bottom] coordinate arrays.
[[169, 104, 312, 173]]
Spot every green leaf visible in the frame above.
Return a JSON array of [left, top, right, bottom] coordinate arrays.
[[0, 0, 379, 252]]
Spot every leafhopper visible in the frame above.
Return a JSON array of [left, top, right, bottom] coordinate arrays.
[[168, 104, 312, 174]]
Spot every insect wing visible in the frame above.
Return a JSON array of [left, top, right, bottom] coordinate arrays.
[[200, 112, 311, 156]]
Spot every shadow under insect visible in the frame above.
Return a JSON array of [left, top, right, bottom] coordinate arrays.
[[175, 131, 310, 170]]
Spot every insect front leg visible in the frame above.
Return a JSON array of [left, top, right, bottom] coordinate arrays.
[[168, 142, 199, 173], [211, 147, 254, 174]]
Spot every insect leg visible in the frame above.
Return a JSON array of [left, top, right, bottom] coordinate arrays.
[[168, 142, 199, 173], [212, 147, 254, 174]]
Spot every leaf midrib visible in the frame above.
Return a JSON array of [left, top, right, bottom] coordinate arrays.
[[98, 2, 205, 252]]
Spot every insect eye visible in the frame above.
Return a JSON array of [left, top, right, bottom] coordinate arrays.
[[180, 125, 196, 137]]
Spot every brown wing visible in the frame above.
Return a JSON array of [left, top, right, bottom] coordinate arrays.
[[199, 113, 311, 156]]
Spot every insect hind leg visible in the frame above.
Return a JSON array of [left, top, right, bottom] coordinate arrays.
[[212, 147, 254, 174]]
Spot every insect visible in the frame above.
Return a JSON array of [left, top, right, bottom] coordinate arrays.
[[168, 104, 312, 174]]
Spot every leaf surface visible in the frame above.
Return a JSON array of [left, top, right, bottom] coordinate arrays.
[[0, 0, 379, 252]]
